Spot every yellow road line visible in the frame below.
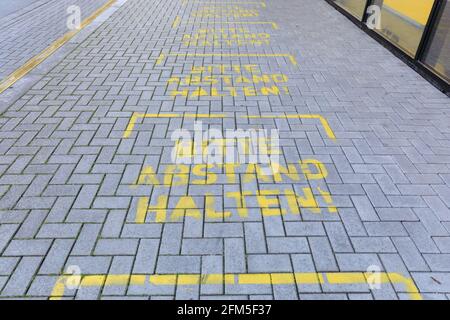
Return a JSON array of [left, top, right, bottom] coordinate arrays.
[[0, 0, 117, 95], [123, 112, 336, 140], [50, 272, 422, 300], [156, 53, 297, 66]]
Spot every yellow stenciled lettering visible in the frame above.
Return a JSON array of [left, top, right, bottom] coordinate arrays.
[[243, 87, 257, 96], [167, 77, 180, 83], [225, 163, 240, 183], [251, 74, 271, 84], [300, 159, 328, 180], [273, 163, 300, 183], [205, 194, 231, 219], [260, 85, 280, 95], [226, 191, 252, 218], [192, 164, 217, 184], [284, 189, 300, 215], [318, 187, 337, 213], [191, 87, 209, 98], [244, 164, 272, 183], [164, 165, 189, 186], [136, 197, 149, 223], [272, 74, 288, 83], [170, 89, 188, 97], [297, 187, 320, 214], [136, 166, 160, 185], [147, 195, 169, 223], [257, 190, 282, 216], [170, 196, 201, 221]]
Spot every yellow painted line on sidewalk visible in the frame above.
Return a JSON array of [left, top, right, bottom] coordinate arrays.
[[50, 272, 422, 300], [155, 53, 297, 66], [245, 114, 336, 140], [172, 18, 278, 30], [182, 1, 266, 8], [208, 21, 278, 29], [123, 112, 227, 138], [123, 112, 336, 140], [0, 0, 117, 95], [172, 15, 182, 28]]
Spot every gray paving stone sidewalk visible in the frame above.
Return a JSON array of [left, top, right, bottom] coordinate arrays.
[[0, 0, 109, 79], [0, 0, 449, 300]]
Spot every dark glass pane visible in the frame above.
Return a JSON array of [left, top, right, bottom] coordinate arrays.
[[334, 0, 367, 20], [423, 0, 450, 82], [372, 0, 435, 56]]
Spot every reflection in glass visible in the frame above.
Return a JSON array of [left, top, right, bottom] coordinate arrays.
[[423, 0, 450, 82], [334, 0, 368, 20], [371, 0, 435, 57]]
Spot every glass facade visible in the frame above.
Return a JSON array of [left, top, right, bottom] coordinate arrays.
[[334, 0, 368, 20], [328, 0, 449, 89], [371, 0, 435, 57], [422, 0, 450, 82]]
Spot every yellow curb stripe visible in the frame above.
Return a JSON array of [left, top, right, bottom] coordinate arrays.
[[49, 272, 422, 300], [0, 0, 117, 95]]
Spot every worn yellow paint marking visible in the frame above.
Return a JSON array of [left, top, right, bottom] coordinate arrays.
[[123, 112, 227, 138], [155, 53, 297, 66], [172, 16, 181, 28], [245, 114, 336, 140], [50, 272, 422, 300], [123, 113, 336, 140], [179, 21, 278, 29], [183, 1, 266, 8], [386, 273, 422, 301], [0, 0, 117, 95]]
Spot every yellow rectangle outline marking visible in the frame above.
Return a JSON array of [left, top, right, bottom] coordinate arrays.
[[172, 16, 278, 30], [0, 0, 117, 95], [182, 1, 266, 8], [50, 272, 422, 300], [123, 112, 336, 140], [155, 53, 297, 66]]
